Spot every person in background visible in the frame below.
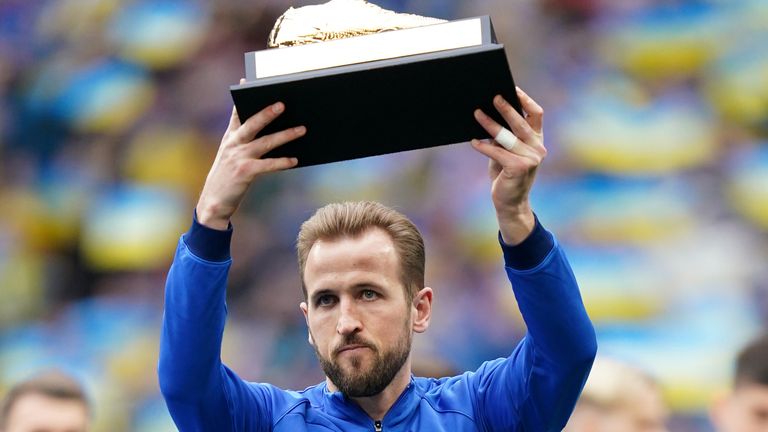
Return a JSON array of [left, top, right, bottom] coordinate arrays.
[[710, 333, 768, 432], [564, 357, 669, 432], [0, 370, 89, 432]]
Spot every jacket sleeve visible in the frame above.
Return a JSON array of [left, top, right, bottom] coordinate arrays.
[[158, 215, 273, 431], [470, 217, 597, 432]]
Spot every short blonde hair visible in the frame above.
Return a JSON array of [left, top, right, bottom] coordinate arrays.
[[297, 201, 425, 300], [579, 358, 659, 410]]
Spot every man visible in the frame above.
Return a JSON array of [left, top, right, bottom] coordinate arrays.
[[158, 87, 597, 430], [710, 333, 768, 432], [564, 358, 669, 432], [0, 371, 89, 432]]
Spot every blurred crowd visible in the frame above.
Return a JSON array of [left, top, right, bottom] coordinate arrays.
[[0, 0, 766, 430]]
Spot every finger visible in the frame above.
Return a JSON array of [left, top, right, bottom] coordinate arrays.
[[474, 108, 504, 138], [493, 95, 535, 142], [227, 106, 241, 131], [236, 102, 285, 143], [245, 125, 307, 158], [474, 109, 538, 158], [471, 138, 542, 167], [516, 87, 543, 135], [483, 142, 502, 179], [227, 79, 248, 132], [246, 157, 299, 177]]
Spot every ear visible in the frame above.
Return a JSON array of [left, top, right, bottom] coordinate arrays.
[[411, 287, 433, 333], [300, 301, 314, 346]]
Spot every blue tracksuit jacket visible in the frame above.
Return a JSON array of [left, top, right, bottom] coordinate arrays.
[[159, 216, 596, 431]]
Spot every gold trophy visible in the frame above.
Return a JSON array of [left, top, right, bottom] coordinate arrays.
[[231, 0, 521, 168]]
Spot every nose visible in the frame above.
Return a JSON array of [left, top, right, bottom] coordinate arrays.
[[336, 300, 362, 336]]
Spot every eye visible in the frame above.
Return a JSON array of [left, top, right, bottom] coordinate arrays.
[[361, 289, 378, 301], [316, 294, 337, 307]]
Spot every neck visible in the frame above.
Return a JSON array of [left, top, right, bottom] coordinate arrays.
[[327, 359, 412, 421]]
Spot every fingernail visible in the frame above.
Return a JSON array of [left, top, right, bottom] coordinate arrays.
[[272, 102, 284, 113], [291, 158, 299, 165], [516, 86, 522, 93], [470, 139, 479, 146], [474, 109, 484, 119], [295, 126, 306, 134], [494, 95, 505, 106]]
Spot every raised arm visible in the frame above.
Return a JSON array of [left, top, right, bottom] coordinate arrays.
[[158, 100, 305, 430], [469, 88, 597, 431], [196, 102, 303, 229]]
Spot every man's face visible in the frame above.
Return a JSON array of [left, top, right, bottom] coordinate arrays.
[[300, 228, 422, 397], [601, 393, 669, 432], [622, 383, 670, 432], [712, 383, 768, 432], [4, 393, 88, 432]]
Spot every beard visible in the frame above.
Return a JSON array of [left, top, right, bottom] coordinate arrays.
[[313, 323, 412, 398]]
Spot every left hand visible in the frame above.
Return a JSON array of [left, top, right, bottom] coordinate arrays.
[[471, 87, 546, 245]]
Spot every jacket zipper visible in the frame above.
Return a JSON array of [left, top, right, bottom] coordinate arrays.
[[374, 420, 383, 431]]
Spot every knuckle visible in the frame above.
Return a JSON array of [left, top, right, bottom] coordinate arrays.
[[274, 131, 291, 146], [524, 156, 540, 169], [224, 128, 239, 141], [234, 160, 252, 177], [246, 116, 262, 131], [278, 129, 292, 142], [238, 124, 253, 140], [260, 135, 276, 151], [263, 159, 281, 172], [251, 113, 269, 127]]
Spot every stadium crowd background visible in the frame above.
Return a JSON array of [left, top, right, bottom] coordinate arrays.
[[0, 0, 766, 430]]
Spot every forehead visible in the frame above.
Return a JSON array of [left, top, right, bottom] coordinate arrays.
[[7, 393, 88, 429], [625, 387, 667, 422], [625, 380, 665, 406], [304, 228, 401, 292], [734, 383, 768, 404]]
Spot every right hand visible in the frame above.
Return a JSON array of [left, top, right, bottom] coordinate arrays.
[[471, 88, 546, 245], [196, 102, 306, 230]]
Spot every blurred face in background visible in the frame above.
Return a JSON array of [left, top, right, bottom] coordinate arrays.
[[607, 384, 669, 432], [565, 373, 669, 432], [3, 392, 88, 432], [711, 383, 768, 432]]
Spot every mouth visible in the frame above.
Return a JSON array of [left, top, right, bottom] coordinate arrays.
[[335, 344, 370, 356]]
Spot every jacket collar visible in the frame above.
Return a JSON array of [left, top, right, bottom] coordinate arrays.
[[320, 377, 419, 428]]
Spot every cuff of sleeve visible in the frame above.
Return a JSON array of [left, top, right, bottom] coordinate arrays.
[[182, 210, 233, 262], [498, 214, 554, 271]]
